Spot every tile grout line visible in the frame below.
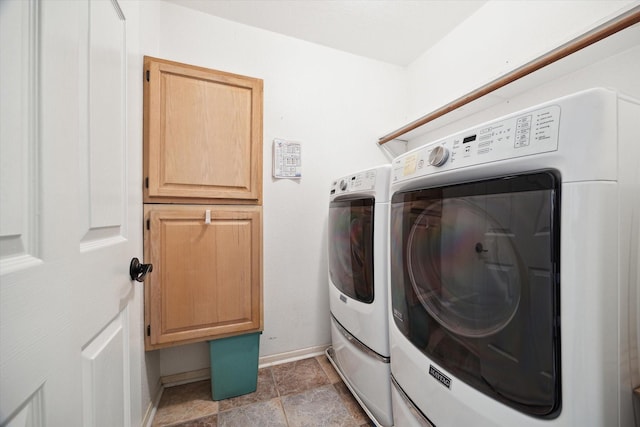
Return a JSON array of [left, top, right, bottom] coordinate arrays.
[[268, 365, 292, 427]]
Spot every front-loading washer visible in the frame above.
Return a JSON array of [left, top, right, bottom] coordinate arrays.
[[388, 88, 639, 426], [327, 164, 393, 426]]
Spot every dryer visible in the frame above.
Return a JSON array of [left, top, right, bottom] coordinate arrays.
[[388, 88, 640, 426], [327, 165, 393, 426]]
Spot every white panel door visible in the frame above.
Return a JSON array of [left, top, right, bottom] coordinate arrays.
[[0, 0, 143, 425]]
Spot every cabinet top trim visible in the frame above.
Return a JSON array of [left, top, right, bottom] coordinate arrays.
[[143, 55, 263, 86]]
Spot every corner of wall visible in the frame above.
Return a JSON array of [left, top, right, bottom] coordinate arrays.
[[378, 139, 408, 161]]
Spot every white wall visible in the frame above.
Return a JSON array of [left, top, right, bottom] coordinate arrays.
[[406, 35, 640, 151], [400, 1, 639, 151], [139, 0, 407, 378], [403, 0, 637, 129]]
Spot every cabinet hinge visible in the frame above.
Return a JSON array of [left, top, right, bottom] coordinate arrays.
[[145, 70, 150, 82], [146, 219, 150, 230], [146, 325, 151, 336], [145, 177, 149, 188]]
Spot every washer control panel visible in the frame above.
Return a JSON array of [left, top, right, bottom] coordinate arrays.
[[392, 105, 561, 182], [330, 169, 377, 196]]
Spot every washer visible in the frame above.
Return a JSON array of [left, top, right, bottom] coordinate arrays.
[[327, 165, 393, 426], [388, 88, 640, 426]]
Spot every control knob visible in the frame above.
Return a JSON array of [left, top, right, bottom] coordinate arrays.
[[428, 146, 449, 167], [339, 179, 348, 191]]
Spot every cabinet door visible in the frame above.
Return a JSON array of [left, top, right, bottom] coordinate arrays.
[[143, 56, 263, 204], [144, 205, 263, 350]]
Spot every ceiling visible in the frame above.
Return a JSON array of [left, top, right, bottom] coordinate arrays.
[[163, 0, 487, 66]]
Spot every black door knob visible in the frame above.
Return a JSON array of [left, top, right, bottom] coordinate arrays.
[[130, 257, 153, 282]]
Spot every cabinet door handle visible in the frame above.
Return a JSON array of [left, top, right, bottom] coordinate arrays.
[[130, 257, 153, 282]]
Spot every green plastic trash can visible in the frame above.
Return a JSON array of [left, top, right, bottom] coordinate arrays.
[[209, 332, 261, 401]]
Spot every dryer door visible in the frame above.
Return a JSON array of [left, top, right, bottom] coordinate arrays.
[[329, 197, 375, 303], [390, 171, 561, 418]]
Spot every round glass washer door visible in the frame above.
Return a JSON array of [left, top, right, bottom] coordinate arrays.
[[406, 198, 521, 338]]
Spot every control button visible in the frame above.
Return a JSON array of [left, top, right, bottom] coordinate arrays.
[[339, 179, 348, 191], [428, 146, 449, 167]]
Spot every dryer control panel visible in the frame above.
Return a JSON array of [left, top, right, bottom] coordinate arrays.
[[392, 105, 561, 182], [330, 169, 377, 196]]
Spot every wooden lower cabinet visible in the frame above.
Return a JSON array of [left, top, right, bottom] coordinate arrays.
[[144, 204, 263, 350]]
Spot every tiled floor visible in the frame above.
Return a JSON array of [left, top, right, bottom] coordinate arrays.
[[152, 354, 374, 427]]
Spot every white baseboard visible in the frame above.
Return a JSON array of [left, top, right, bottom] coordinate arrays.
[[161, 367, 211, 387], [258, 344, 330, 368], [142, 379, 163, 427]]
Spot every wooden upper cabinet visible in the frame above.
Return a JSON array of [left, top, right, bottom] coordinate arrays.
[[144, 204, 263, 350], [143, 56, 263, 204]]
